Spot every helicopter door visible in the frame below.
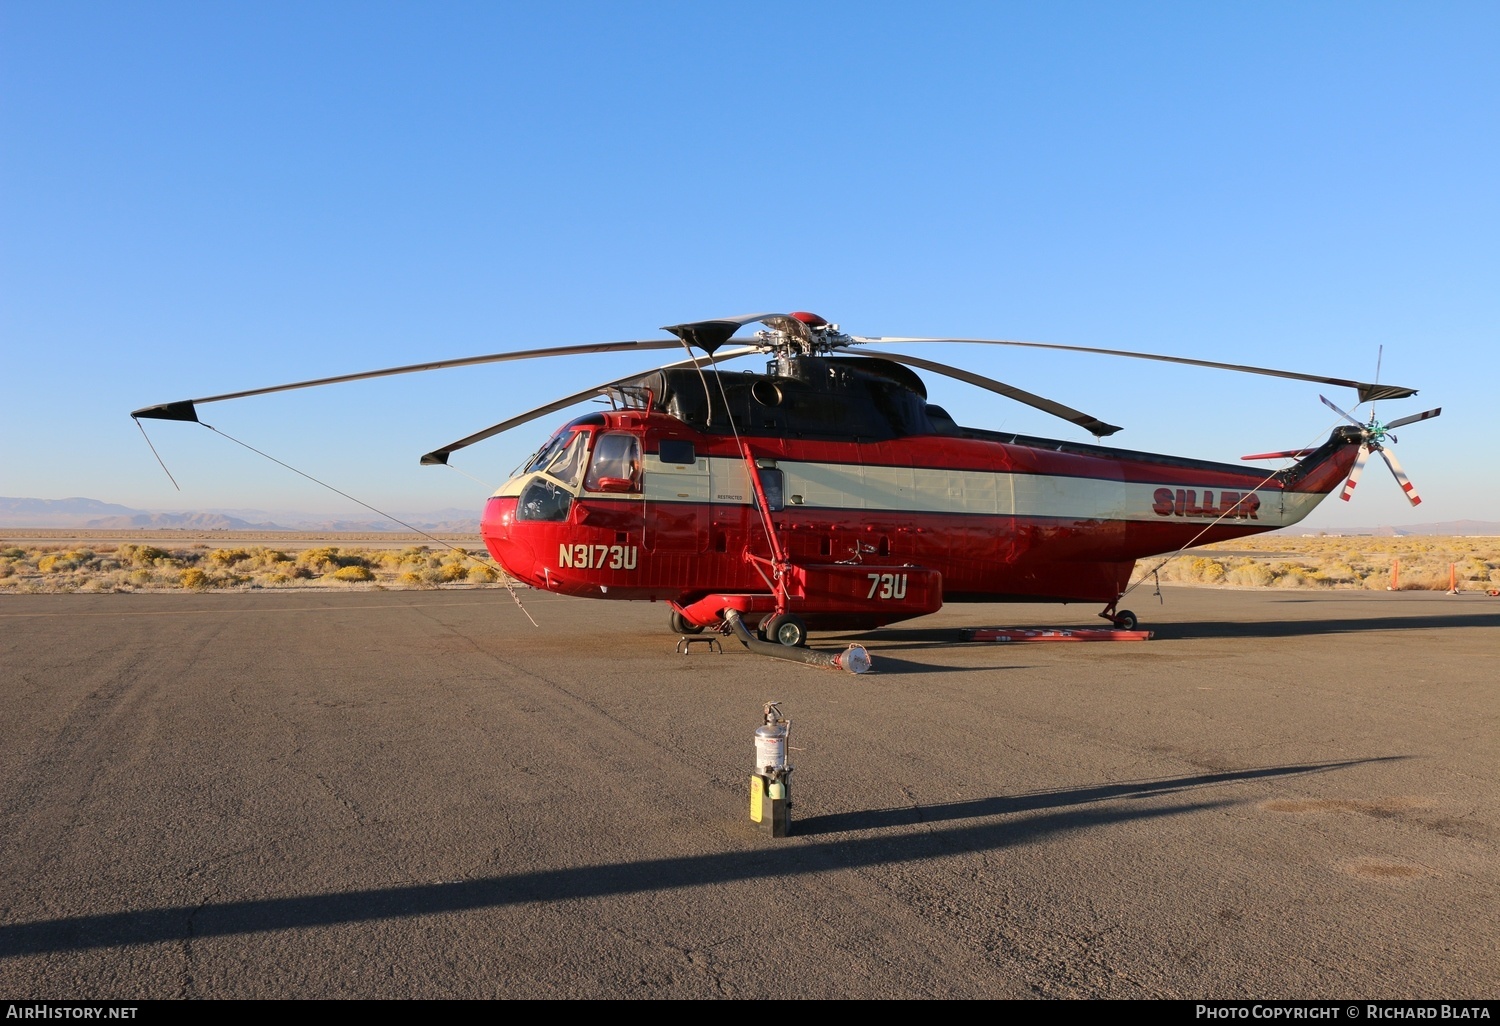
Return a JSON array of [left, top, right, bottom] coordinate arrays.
[[643, 438, 709, 553]]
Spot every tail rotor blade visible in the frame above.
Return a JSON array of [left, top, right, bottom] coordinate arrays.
[[1340, 444, 1371, 502], [1384, 407, 1442, 431], [1377, 446, 1423, 506], [1320, 394, 1365, 430]]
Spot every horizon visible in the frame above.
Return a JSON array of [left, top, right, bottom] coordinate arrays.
[[4, 493, 1496, 538]]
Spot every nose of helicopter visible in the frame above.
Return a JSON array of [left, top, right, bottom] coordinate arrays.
[[480, 493, 541, 586]]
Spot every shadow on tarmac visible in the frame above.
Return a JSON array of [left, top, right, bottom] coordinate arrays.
[[841, 610, 1499, 650], [0, 758, 1399, 957]]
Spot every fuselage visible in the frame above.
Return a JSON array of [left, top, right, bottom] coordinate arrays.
[[480, 360, 1363, 629]]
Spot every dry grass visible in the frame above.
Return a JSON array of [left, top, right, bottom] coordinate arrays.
[[1134, 535, 1500, 593], [3, 532, 1497, 596], [0, 539, 514, 594]]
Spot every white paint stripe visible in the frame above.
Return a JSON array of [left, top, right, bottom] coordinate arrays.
[[501, 455, 1330, 528], [690, 457, 1321, 527]]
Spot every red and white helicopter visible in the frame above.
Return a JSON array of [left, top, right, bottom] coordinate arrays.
[[133, 312, 1439, 649]]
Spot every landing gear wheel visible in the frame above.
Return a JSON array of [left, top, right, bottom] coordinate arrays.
[[1112, 609, 1139, 631], [761, 612, 808, 648], [669, 610, 703, 635]]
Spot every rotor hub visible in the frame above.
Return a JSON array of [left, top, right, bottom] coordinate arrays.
[[753, 314, 851, 358]]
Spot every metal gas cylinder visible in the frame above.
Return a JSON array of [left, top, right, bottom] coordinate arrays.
[[754, 701, 789, 774]]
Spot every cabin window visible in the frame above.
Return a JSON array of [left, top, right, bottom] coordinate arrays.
[[658, 439, 695, 466], [585, 432, 641, 493], [758, 468, 784, 512]]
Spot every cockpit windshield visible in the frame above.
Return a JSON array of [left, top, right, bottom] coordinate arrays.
[[523, 430, 588, 488], [546, 432, 588, 488], [524, 431, 570, 475], [515, 431, 589, 523]]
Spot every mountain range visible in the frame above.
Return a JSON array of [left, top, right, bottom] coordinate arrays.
[[0, 497, 481, 533]]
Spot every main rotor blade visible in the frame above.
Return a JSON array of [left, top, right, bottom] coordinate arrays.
[[130, 339, 694, 422], [856, 336, 1417, 404], [419, 346, 761, 465], [1377, 447, 1422, 506], [1383, 407, 1441, 431], [847, 347, 1122, 437]]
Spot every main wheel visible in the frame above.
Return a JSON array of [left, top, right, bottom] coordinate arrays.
[[669, 610, 704, 635], [761, 612, 808, 648], [1112, 609, 1139, 631]]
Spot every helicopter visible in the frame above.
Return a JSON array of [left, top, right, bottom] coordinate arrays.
[[132, 311, 1441, 648]]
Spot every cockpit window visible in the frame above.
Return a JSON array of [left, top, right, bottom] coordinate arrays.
[[543, 432, 589, 488], [585, 432, 641, 492], [525, 431, 570, 475], [517, 477, 572, 522]]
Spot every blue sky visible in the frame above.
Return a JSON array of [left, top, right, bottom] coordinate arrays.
[[3, 2, 1496, 529]]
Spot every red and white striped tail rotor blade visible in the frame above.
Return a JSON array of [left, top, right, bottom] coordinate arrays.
[[1340, 443, 1371, 502], [1384, 407, 1442, 431], [1378, 446, 1423, 506]]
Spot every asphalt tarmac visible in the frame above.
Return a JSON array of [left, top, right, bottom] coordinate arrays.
[[1, 586, 1496, 999]]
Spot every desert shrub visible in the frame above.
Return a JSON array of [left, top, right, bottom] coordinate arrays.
[[299, 547, 370, 574], [179, 568, 209, 589], [331, 565, 374, 582], [1455, 558, 1488, 582], [0, 563, 13, 578], [37, 553, 78, 573], [398, 571, 426, 587], [467, 564, 498, 583], [0, 547, 25, 559], [298, 547, 340, 574], [208, 548, 252, 566], [440, 562, 469, 582], [1273, 566, 1311, 588], [1318, 561, 1358, 582], [1190, 557, 1226, 584], [1227, 561, 1274, 587], [1396, 570, 1448, 591], [129, 569, 155, 586]]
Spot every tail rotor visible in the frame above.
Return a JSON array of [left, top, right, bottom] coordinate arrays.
[[1319, 395, 1441, 506]]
